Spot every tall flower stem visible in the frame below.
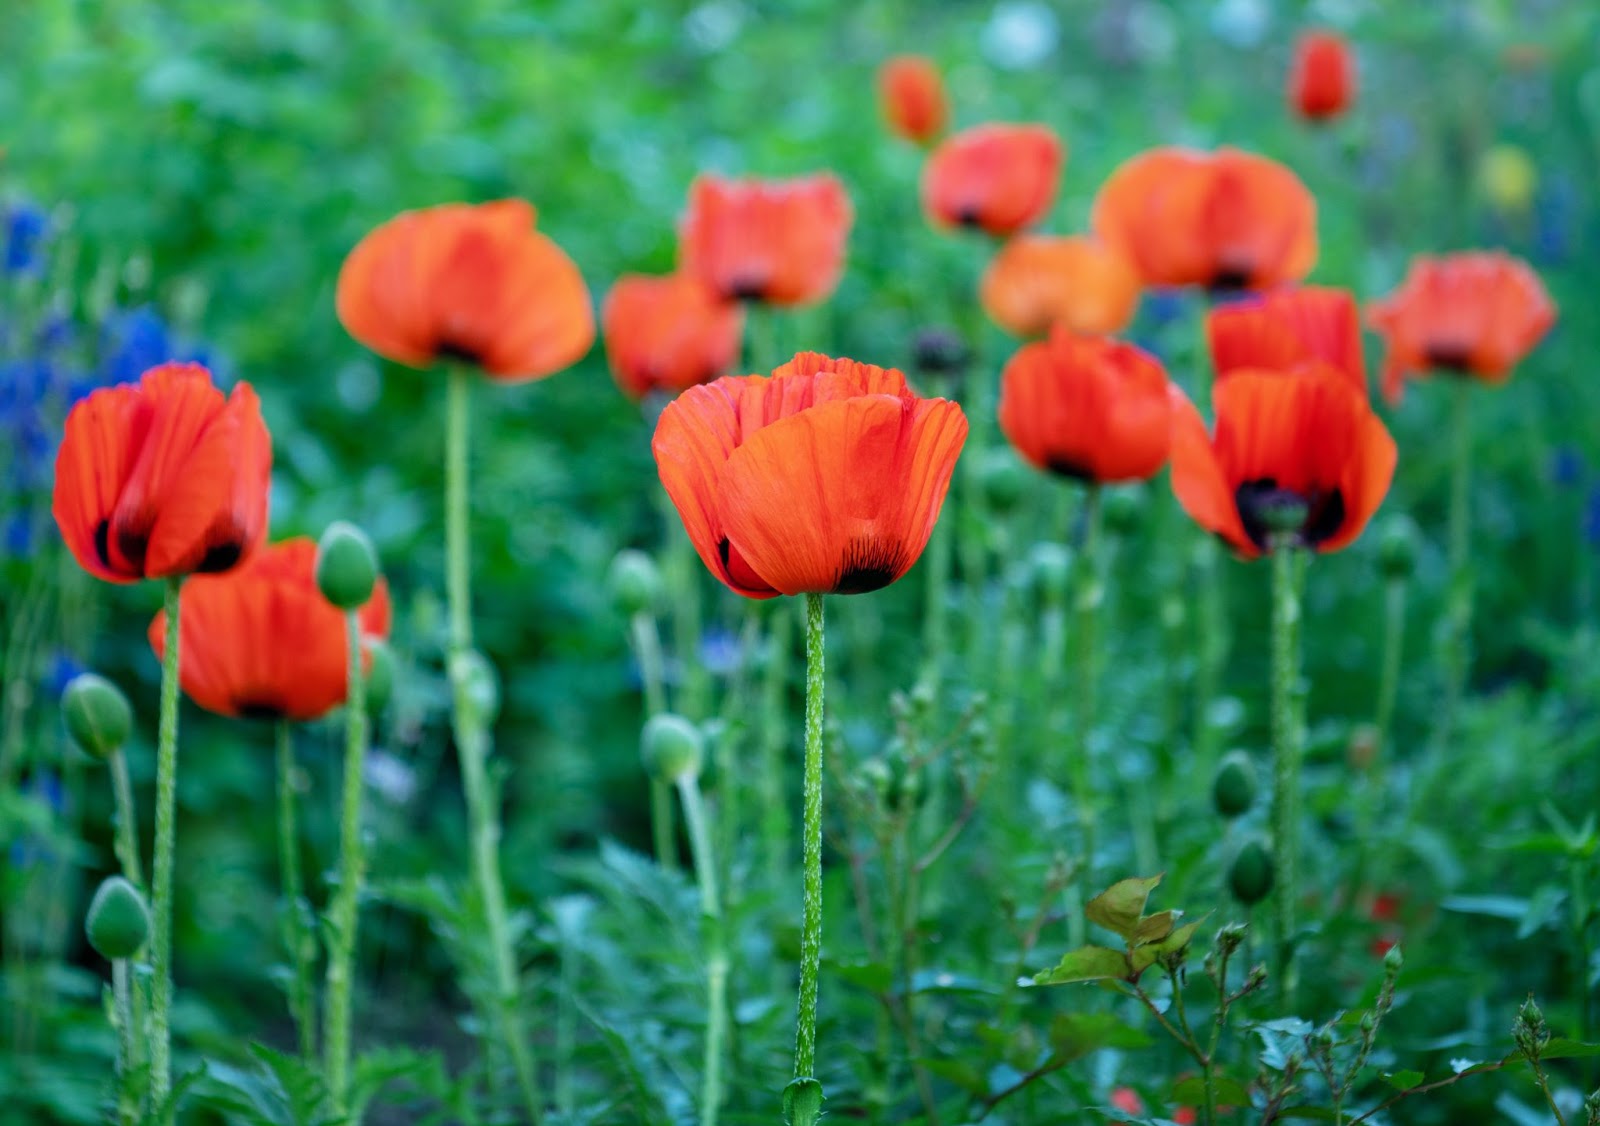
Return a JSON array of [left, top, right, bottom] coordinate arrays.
[[108, 749, 143, 889], [112, 957, 138, 1126], [148, 577, 181, 1114], [789, 592, 827, 1123], [107, 746, 148, 1108], [1434, 382, 1473, 752], [1071, 485, 1104, 895], [629, 610, 676, 870], [446, 367, 543, 1124], [275, 722, 316, 1061], [1270, 543, 1304, 1010], [324, 614, 368, 1110], [677, 771, 727, 1126]]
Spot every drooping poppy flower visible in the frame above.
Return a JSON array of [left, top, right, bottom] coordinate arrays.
[[922, 123, 1064, 237], [980, 234, 1141, 338], [602, 273, 744, 399], [1092, 147, 1317, 292], [878, 55, 947, 144], [998, 328, 1171, 483], [1366, 251, 1555, 403], [336, 199, 595, 381], [1169, 365, 1396, 558], [52, 362, 271, 584], [1288, 30, 1356, 121], [147, 538, 391, 722], [679, 174, 854, 307], [1207, 285, 1365, 392], [652, 352, 967, 598]]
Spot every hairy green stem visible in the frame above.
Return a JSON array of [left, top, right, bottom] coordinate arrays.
[[1072, 485, 1103, 894], [324, 613, 368, 1110], [108, 749, 143, 889], [1270, 544, 1303, 1010], [148, 577, 181, 1116], [275, 722, 316, 1061], [678, 773, 727, 1126], [1434, 381, 1473, 753], [792, 593, 826, 1096], [113, 957, 138, 1126]]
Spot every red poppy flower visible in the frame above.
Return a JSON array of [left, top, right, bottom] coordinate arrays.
[[922, 123, 1064, 237], [1366, 251, 1555, 403], [679, 174, 854, 307], [998, 329, 1171, 483], [1092, 147, 1317, 291], [1288, 30, 1356, 121], [53, 363, 271, 584], [980, 235, 1142, 338], [878, 55, 947, 144], [148, 538, 392, 722], [336, 199, 595, 381], [1169, 366, 1396, 558], [602, 273, 744, 399], [1208, 286, 1365, 392], [652, 352, 967, 599], [1109, 1087, 1145, 1115]]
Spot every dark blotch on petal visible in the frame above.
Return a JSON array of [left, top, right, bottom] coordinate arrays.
[[1046, 456, 1094, 482], [197, 541, 243, 574], [1425, 344, 1473, 374], [115, 522, 151, 574], [236, 699, 286, 721], [1235, 477, 1347, 551], [834, 537, 909, 595], [94, 519, 113, 568], [437, 340, 485, 368]]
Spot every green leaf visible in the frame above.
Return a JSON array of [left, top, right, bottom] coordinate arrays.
[[1530, 1038, 1600, 1060], [1085, 874, 1164, 940], [1133, 909, 1179, 946], [1383, 1069, 1424, 1091], [1030, 945, 1129, 986], [1048, 1011, 1154, 1062], [1438, 894, 1528, 919], [828, 958, 892, 994], [1170, 1073, 1252, 1106], [1130, 919, 1207, 974]]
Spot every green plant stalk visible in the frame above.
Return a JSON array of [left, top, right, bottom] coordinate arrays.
[[1435, 381, 1473, 752], [324, 613, 369, 1110], [662, 494, 710, 724], [1193, 537, 1226, 772], [447, 367, 543, 1124], [108, 748, 143, 889], [112, 957, 138, 1126], [148, 576, 181, 1115], [1572, 855, 1595, 1085], [1071, 484, 1103, 895], [1270, 543, 1303, 1010], [629, 610, 676, 870], [275, 722, 316, 1062], [792, 593, 826, 1090], [677, 772, 728, 1126]]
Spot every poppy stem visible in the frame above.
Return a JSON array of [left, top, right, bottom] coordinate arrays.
[[1071, 484, 1103, 893], [676, 770, 727, 1126], [148, 575, 181, 1117], [789, 592, 827, 1121], [112, 956, 138, 1126], [629, 609, 677, 869], [324, 613, 368, 1110], [1434, 382, 1474, 754], [446, 366, 544, 1124], [1269, 541, 1304, 1011], [275, 721, 316, 1062], [107, 746, 148, 1092]]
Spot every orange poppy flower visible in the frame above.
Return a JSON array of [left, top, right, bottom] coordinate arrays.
[[652, 351, 967, 598], [998, 328, 1171, 483], [1366, 251, 1555, 403], [878, 55, 947, 144], [922, 123, 1064, 237], [147, 538, 392, 722], [679, 174, 854, 306], [336, 199, 595, 381], [1207, 286, 1365, 392], [1169, 365, 1396, 558], [1092, 147, 1317, 292], [52, 362, 271, 584], [602, 273, 744, 399], [1288, 30, 1356, 121], [980, 234, 1142, 338]]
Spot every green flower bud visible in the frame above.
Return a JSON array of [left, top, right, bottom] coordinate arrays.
[[640, 713, 704, 782], [1030, 543, 1074, 602], [608, 549, 662, 617], [316, 521, 379, 610], [1102, 487, 1145, 537], [1212, 750, 1257, 819], [979, 451, 1029, 516], [1383, 943, 1404, 975], [85, 876, 150, 960], [1228, 838, 1274, 906], [363, 638, 396, 714], [62, 673, 133, 760], [1377, 515, 1419, 580]]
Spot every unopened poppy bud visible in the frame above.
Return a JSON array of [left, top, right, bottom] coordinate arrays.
[[85, 876, 150, 960], [363, 638, 395, 714], [1376, 516, 1418, 580], [1031, 543, 1074, 601], [1228, 838, 1274, 905], [316, 521, 379, 610], [62, 673, 132, 760], [1102, 488, 1145, 537], [641, 713, 703, 782], [449, 649, 500, 728], [1212, 750, 1257, 819], [608, 549, 662, 617], [979, 452, 1028, 516]]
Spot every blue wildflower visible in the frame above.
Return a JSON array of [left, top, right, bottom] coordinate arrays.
[[4, 202, 48, 275], [1550, 446, 1584, 488], [1586, 487, 1600, 549], [100, 305, 173, 385]]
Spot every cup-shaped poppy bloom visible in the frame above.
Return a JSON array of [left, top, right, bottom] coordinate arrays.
[[147, 538, 391, 722], [602, 273, 744, 399], [998, 328, 1171, 483], [922, 123, 1064, 237], [53, 362, 271, 584], [1366, 251, 1556, 403], [981, 234, 1142, 338], [679, 174, 854, 307], [878, 55, 947, 144], [653, 352, 967, 599], [1207, 285, 1365, 392], [1288, 30, 1356, 121], [1169, 366, 1396, 558], [336, 199, 595, 381], [1092, 147, 1317, 292]]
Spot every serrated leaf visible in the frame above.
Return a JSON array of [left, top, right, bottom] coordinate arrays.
[[1130, 919, 1206, 975], [1171, 1073, 1251, 1106], [1029, 945, 1129, 986], [1086, 875, 1164, 940], [1048, 1011, 1153, 1062], [1133, 910, 1179, 946], [1383, 1069, 1424, 1090]]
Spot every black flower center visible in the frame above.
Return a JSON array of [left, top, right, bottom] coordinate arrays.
[[1234, 477, 1346, 551], [834, 537, 908, 595]]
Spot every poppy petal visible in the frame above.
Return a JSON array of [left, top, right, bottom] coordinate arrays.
[[1168, 384, 1254, 556], [52, 383, 151, 583]]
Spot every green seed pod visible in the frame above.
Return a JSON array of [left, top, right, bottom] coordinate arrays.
[[608, 549, 663, 617], [1376, 515, 1418, 581], [363, 638, 396, 714], [979, 451, 1029, 516], [1102, 487, 1145, 537], [640, 713, 704, 782], [1228, 838, 1275, 906], [1030, 543, 1075, 602], [316, 521, 379, 610], [62, 673, 133, 761], [1212, 750, 1257, 819], [85, 876, 150, 960]]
